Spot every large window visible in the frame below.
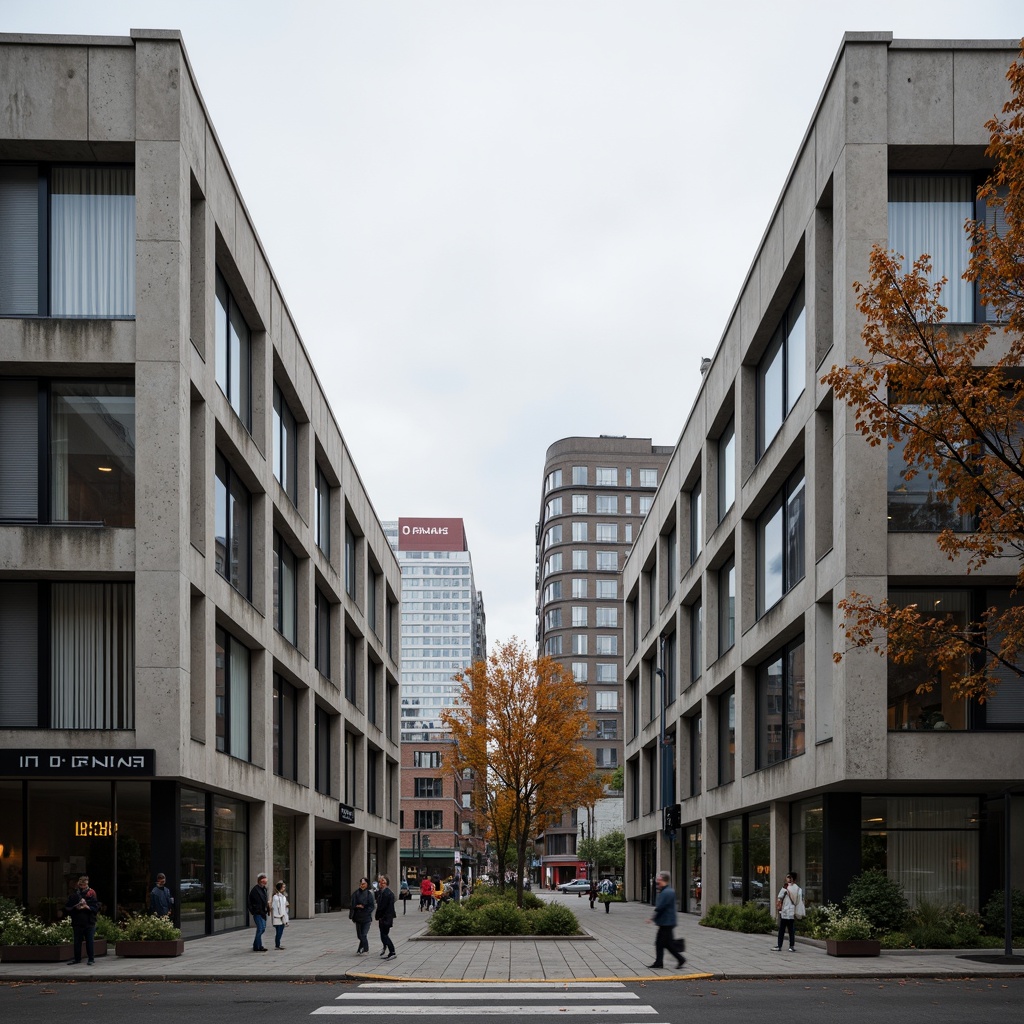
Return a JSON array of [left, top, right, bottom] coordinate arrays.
[[572, 466, 587, 484], [0, 379, 135, 526], [640, 469, 658, 487], [596, 579, 618, 599], [572, 521, 588, 542], [414, 810, 443, 829], [545, 608, 563, 630], [344, 525, 357, 598], [757, 285, 806, 458], [413, 751, 442, 768], [215, 626, 251, 761], [273, 533, 298, 645], [887, 405, 975, 533], [596, 495, 617, 514], [572, 494, 588, 513], [414, 778, 443, 798], [889, 174, 973, 323], [595, 551, 618, 571], [571, 606, 587, 627], [718, 420, 735, 521], [596, 691, 618, 711], [0, 581, 134, 729], [572, 550, 588, 570], [273, 385, 298, 506], [596, 522, 617, 542], [756, 637, 805, 769], [314, 464, 331, 558], [595, 607, 618, 627], [595, 635, 617, 655], [0, 163, 135, 317], [545, 496, 563, 518], [273, 676, 298, 781], [214, 451, 252, 598], [887, 587, 1024, 730], [572, 578, 587, 598], [690, 600, 702, 682], [595, 467, 618, 486], [345, 629, 358, 704], [861, 796, 979, 909], [214, 271, 252, 429], [756, 467, 805, 617]]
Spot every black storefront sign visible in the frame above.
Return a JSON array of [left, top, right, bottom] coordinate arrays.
[[339, 803, 355, 825], [0, 748, 156, 776]]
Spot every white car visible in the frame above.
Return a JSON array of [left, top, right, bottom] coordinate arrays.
[[557, 878, 593, 894]]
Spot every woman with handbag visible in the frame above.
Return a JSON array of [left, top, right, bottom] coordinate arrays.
[[349, 876, 375, 954], [771, 871, 803, 952]]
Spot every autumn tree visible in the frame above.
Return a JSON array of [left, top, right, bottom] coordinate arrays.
[[441, 638, 603, 906], [822, 43, 1024, 701]]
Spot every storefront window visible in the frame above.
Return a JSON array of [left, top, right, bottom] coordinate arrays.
[[791, 799, 823, 907], [0, 782, 24, 901], [113, 781, 151, 920], [273, 815, 294, 893], [179, 788, 207, 939], [747, 810, 771, 906], [686, 825, 702, 914], [861, 795, 979, 909], [719, 816, 743, 905], [212, 795, 246, 932]]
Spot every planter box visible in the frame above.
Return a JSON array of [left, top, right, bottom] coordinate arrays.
[[115, 939, 185, 958], [1, 939, 107, 962], [826, 938, 881, 957]]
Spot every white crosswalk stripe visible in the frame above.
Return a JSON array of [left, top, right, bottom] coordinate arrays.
[[310, 981, 664, 1018]]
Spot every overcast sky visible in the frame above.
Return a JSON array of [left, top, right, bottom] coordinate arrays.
[[5, 1, 1021, 647]]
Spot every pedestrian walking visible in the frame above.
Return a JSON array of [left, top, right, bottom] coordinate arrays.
[[419, 875, 434, 912], [247, 873, 270, 951], [399, 877, 410, 913], [271, 881, 289, 949], [350, 876, 375, 954], [149, 872, 174, 917], [589, 877, 598, 910], [64, 874, 99, 965], [772, 871, 804, 952], [647, 870, 686, 970], [375, 873, 396, 960]]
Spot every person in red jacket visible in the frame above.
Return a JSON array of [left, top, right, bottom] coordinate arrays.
[[419, 875, 435, 912]]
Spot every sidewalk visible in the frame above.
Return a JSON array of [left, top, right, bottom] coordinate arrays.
[[1, 891, 1021, 983]]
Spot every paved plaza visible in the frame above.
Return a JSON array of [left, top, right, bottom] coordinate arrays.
[[0, 891, 1020, 983]]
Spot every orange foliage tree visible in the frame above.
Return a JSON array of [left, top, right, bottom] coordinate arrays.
[[821, 43, 1024, 702], [441, 638, 603, 905]]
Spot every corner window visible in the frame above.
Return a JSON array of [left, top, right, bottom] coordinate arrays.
[[889, 174, 973, 323], [214, 271, 252, 430], [0, 581, 134, 729], [545, 469, 562, 492], [0, 379, 135, 526], [0, 163, 135, 317]]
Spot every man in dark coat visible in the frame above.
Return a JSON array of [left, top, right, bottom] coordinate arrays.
[[247, 873, 270, 951], [149, 872, 174, 917], [375, 874, 397, 960], [647, 870, 686, 969], [64, 874, 99, 965]]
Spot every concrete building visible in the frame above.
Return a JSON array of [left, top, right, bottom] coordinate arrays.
[[382, 519, 487, 886], [536, 437, 671, 887], [623, 34, 1024, 912], [0, 30, 401, 936]]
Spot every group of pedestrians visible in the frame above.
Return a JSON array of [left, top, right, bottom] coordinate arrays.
[[246, 874, 290, 951], [350, 874, 397, 960]]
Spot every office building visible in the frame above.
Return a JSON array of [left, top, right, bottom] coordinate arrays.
[[0, 30, 401, 935], [382, 518, 486, 884], [623, 33, 1024, 912], [535, 437, 671, 887]]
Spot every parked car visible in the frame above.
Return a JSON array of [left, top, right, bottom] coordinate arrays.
[[556, 878, 593, 894]]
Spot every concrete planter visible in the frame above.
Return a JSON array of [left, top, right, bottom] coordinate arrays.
[[825, 938, 881, 957], [115, 939, 185, 957], [1, 939, 107, 962]]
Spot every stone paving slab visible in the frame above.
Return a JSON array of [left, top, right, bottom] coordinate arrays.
[[0, 891, 1020, 983]]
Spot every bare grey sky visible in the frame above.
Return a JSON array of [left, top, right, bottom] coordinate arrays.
[[5, 1, 1021, 646]]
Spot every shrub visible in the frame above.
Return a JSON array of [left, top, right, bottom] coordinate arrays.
[[699, 902, 773, 934], [94, 914, 121, 943], [981, 888, 1024, 939], [879, 931, 912, 949], [476, 900, 528, 936], [803, 904, 831, 940], [845, 869, 910, 933], [117, 912, 182, 941], [532, 902, 580, 935], [829, 910, 873, 941], [1, 911, 72, 945], [429, 902, 474, 936]]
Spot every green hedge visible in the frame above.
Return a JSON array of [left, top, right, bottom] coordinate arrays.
[[699, 902, 775, 934], [427, 889, 580, 936]]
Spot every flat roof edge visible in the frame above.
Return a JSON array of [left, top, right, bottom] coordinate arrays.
[[0, 33, 134, 46]]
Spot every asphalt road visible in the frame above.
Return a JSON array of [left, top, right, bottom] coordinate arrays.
[[2, 977, 1023, 1023]]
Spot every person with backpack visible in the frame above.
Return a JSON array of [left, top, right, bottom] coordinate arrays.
[[772, 871, 804, 952]]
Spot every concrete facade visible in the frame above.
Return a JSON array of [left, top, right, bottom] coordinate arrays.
[[0, 31, 400, 934], [623, 35, 1024, 914]]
